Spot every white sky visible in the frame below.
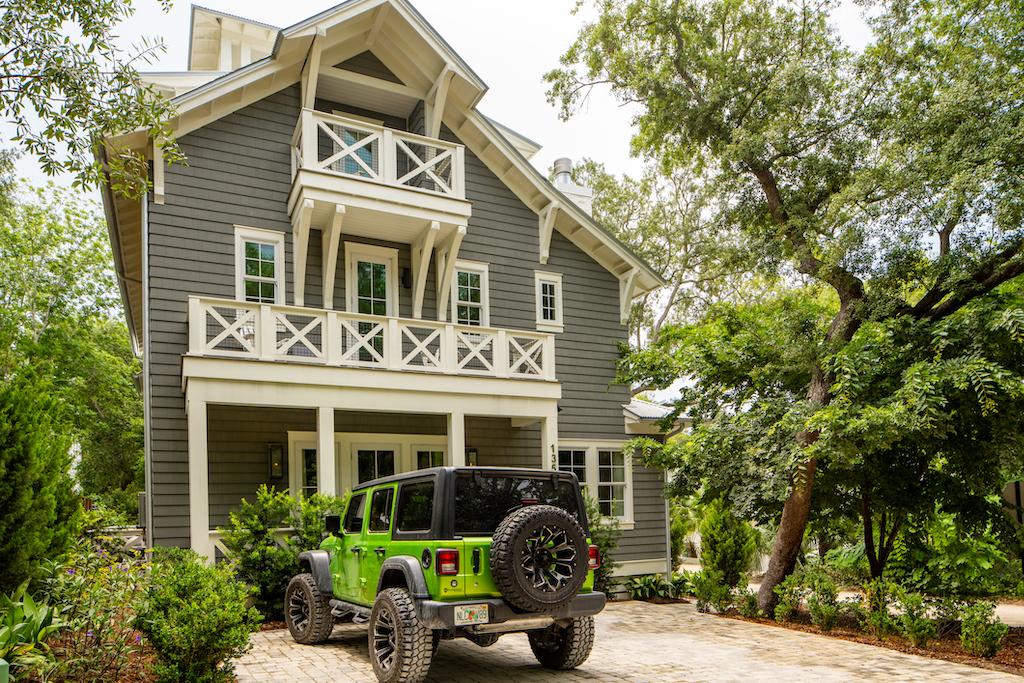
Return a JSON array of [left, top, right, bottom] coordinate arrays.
[[8, 0, 873, 192]]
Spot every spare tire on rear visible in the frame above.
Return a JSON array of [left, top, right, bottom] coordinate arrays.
[[489, 504, 588, 612]]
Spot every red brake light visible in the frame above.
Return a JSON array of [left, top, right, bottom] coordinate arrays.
[[436, 549, 459, 575], [588, 545, 600, 570]]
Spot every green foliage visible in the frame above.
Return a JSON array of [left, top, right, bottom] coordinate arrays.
[[698, 498, 757, 589], [861, 579, 897, 638], [891, 588, 936, 648], [583, 492, 622, 595], [773, 574, 804, 623], [0, 581, 62, 677], [38, 543, 146, 682], [137, 549, 262, 683], [932, 597, 966, 640], [817, 545, 871, 588], [669, 572, 690, 598], [959, 602, 1009, 658], [0, 0, 182, 193], [218, 486, 348, 618], [624, 575, 673, 601], [0, 372, 82, 595], [804, 573, 842, 632], [691, 568, 731, 614], [736, 587, 760, 618]]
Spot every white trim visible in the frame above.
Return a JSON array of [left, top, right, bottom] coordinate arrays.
[[611, 558, 671, 578], [288, 431, 447, 497], [345, 242, 399, 316], [451, 260, 489, 327], [534, 270, 564, 333], [235, 225, 286, 304], [557, 440, 634, 529]]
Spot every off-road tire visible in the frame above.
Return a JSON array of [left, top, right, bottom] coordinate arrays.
[[285, 574, 334, 644], [369, 587, 433, 683], [528, 616, 595, 670], [489, 504, 588, 612]]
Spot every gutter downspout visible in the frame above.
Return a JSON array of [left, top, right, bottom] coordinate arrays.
[[142, 189, 154, 549]]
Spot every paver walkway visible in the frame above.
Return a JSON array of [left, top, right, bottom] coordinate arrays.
[[234, 601, 1022, 682]]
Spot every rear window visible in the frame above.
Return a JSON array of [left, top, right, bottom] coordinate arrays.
[[454, 473, 581, 535], [396, 480, 435, 532]]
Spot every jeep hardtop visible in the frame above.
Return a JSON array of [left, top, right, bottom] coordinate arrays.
[[284, 466, 606, 683]]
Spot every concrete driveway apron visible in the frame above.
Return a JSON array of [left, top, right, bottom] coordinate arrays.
[[234, 601, 1021, 683]]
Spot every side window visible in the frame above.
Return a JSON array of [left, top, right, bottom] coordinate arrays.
[[451, 261, 489, 327], [396, 481, 435, 532], [368, 488, 394, 533], [235, 226, 285, 304], [534, 271, 564, 333], [343, 493, 366, 534]]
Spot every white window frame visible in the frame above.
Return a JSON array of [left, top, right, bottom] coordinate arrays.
[[557, 441, 634, 529], [534, 271, 564, 333], [345, 243, 399, 317], [451, 260, 490, 327], [235, 225, 286, 304]]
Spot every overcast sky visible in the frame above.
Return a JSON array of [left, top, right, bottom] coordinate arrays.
[[8, 0, 872, 191]]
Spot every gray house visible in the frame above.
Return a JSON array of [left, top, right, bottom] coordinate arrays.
[[99, 0, 671, 578]]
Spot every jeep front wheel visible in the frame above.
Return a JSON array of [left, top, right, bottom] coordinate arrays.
[[369, 587, 433, 683], [528, 616, 595, 670], [490, 504, 588, 612], [284, 574, 334, 644]]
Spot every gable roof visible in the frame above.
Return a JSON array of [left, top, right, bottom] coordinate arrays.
[[102, 0, 665, 352]]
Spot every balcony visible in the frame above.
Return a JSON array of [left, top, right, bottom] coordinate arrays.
[[288, 110, 471, 244], [186, 297, 556, 381]]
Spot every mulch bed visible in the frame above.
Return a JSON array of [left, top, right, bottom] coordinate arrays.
[[727, 608, 1024, 677]]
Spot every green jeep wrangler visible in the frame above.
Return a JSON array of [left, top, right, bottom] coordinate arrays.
[[283, 466, 606, 683]]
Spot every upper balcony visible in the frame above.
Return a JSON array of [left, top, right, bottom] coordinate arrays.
[[288, 109, 471, 244], [186, 296, 556, 382]]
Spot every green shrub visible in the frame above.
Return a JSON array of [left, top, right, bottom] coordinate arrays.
[[932, 596, 965, 639], [698, 498, 756, 589], [773, 574, 804, 623], [38, 542, 147, 682], [860, 578, 896, 637], [583, 493, 621, 595], [805, 573, 842, 632], [137, 548, 262, 683], [625, 574, 672, 600], [818, 544, 871, 586], [218, 486, 347, 618], [669, 572, 691, 598], [892, 588, 936, 648], [736, 587, 760, 618], [959, 601, 1008, 658], [691, 568, 731, 614], [0, 580, 62, 678]]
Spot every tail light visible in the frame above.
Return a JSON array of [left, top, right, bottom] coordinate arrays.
[[588, 544, 600, 570], [436, 549, 459, 575]]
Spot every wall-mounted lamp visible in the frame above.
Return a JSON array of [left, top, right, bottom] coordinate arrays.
[[401, 267, 413, 289], [268, 444, 284, 480]]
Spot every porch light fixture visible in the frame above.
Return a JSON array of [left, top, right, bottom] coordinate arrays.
[[268, 443, 284, 480]]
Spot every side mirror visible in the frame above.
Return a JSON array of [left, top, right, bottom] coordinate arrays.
[[325, 514, 341, 535]]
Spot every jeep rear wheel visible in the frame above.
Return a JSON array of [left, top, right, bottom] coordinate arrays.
[[528, 616, 595, 670], [369, 587, 433, 683], [489, 504, 589, 612], [285, 574, 334, 644]]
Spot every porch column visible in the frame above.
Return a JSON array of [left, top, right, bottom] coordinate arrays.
[[448, 412, 465, 466], [540, 409, 559, 470], [187, 399, 214, 561], [317, 406, 336, 495]]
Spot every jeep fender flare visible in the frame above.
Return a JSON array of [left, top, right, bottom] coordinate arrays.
[[298, 550, 333, 595], [377, 556, 430, 599]]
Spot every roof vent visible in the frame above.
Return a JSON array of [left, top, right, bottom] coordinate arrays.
[[552, 157, 593, 216]]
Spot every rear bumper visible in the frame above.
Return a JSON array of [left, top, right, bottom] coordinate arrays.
[[416, 591, 606, 632]]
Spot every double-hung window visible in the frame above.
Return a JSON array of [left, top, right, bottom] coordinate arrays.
[[452, 261, 489, 327], [535, 271, 564, 332], [235, 226, 285, 304], [556, 442, 633, 528]]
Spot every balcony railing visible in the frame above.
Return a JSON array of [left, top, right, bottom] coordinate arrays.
[[291, 109, 465, 200], [187, 297, 555, 381]]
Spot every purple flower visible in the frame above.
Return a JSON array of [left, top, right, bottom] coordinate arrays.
[[67, 569, 75, 575]]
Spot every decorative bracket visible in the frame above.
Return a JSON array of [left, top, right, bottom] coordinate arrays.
[[539, 202, 559, 264]]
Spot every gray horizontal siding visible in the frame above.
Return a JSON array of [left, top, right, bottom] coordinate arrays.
[[465, 418, 543, 469]]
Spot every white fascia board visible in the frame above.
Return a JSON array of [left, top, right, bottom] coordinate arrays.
[[466, 110, 666, 295]]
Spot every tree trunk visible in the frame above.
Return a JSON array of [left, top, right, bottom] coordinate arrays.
[[756, 367, 831, 616]]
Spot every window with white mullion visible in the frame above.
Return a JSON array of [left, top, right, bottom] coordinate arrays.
[[452, 261, 489, 327], [235, 226, 285, 305], [557, 442, 633, 527], [534, 271, 563, 332], [598, 449, 626, 517]]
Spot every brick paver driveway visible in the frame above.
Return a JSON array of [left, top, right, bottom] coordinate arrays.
[[235, 601, 1020, 682]]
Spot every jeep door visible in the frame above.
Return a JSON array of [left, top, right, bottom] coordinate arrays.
[[360, 486, 395, 604], [334, 491, 366, 602]]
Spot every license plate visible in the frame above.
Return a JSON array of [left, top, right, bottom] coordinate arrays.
[[454, 604, 489, 626]]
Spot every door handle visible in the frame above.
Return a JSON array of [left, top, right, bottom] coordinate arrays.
[[375, 547, 387, 557], [351, 547, 362, 554]]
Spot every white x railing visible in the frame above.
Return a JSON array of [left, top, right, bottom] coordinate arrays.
[[291, 109, 465, 200], [188, 297, 555, 381]]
